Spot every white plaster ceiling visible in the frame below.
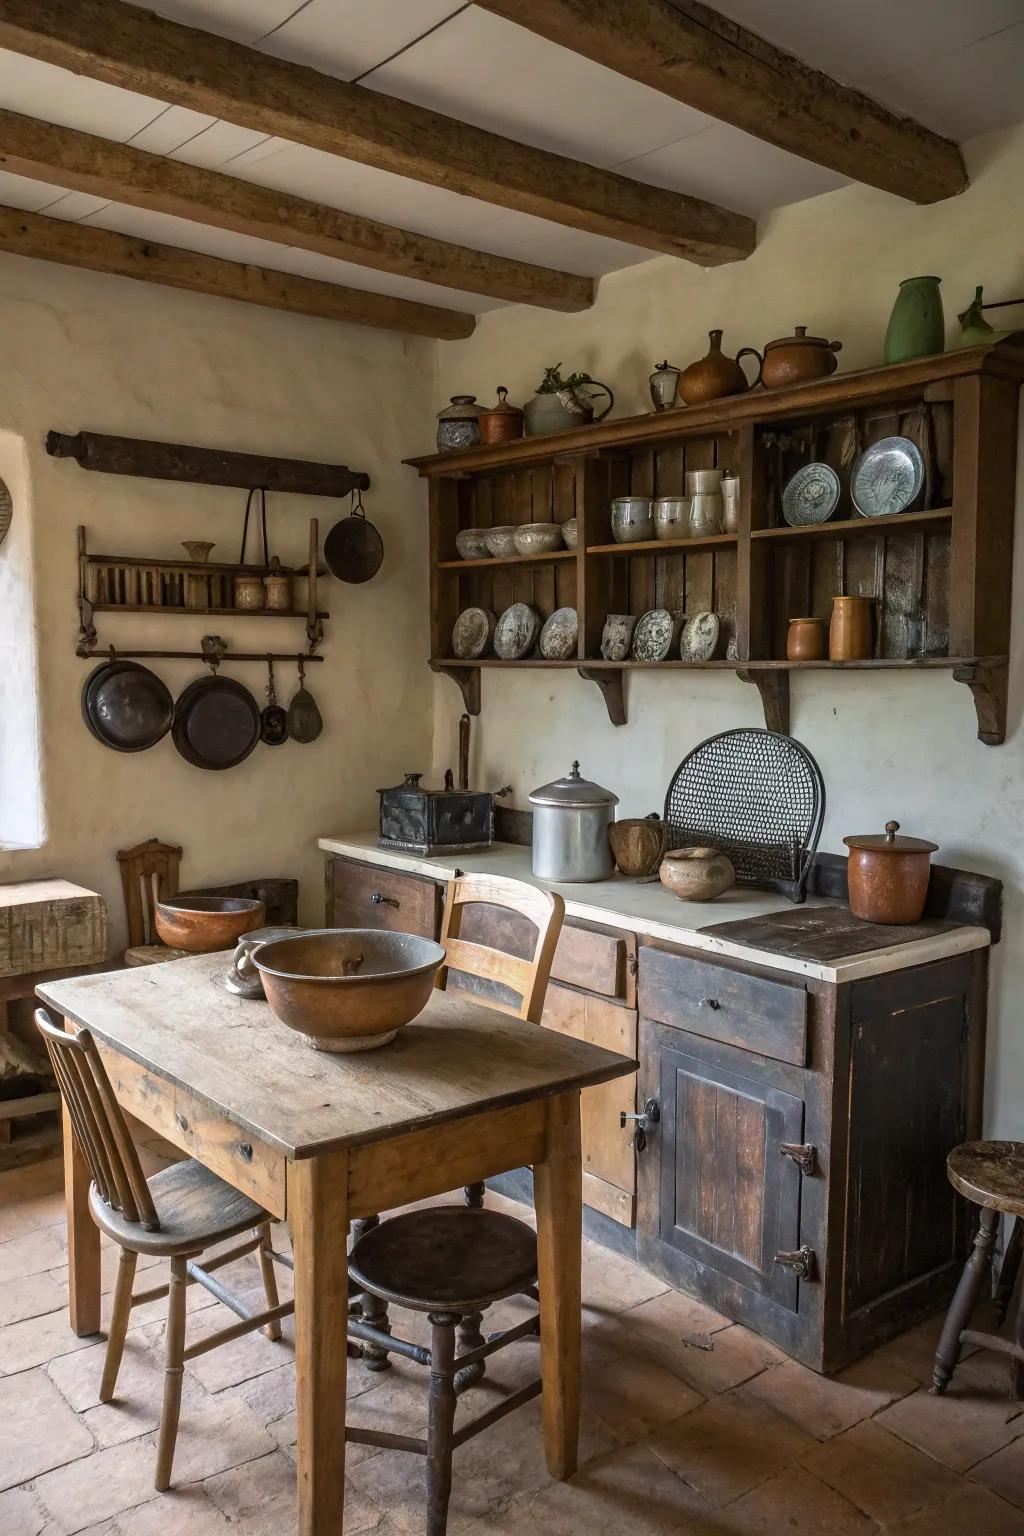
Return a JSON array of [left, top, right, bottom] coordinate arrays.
[[0, 0, 1022, 319]]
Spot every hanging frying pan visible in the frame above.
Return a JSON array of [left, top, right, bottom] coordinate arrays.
[[324, 488, 383, 584], [172, 674, 261, 770], [82, 659, 174, 752]]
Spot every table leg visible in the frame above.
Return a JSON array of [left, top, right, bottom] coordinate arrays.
[[289, 1151, 350, 1536], [533, 1090, 582, 1481], [60, 1015, 101, 1337]]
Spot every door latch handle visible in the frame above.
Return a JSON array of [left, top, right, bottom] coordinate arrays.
[[774, 1245, 816, 1280], [621, 1098, 660, 1152], [780, 1143, 817, 1176], [371, 892, 400, 908]]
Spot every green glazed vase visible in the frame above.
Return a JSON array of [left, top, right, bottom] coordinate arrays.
[[884, 276, 944, 364]]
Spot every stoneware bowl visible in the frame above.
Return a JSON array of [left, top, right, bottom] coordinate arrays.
[[609, 817, 667, 877], [513, 522, 564, 556], [562, 516, 578, 550], [659, 847, 735, 902], [455, 527, 490, 561], [253, 929, 446, 1052], [484, 525, 519, 558], [154, 895, 266, 953]]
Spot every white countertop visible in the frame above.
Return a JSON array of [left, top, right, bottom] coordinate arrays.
[[318, 833, 990, 984]]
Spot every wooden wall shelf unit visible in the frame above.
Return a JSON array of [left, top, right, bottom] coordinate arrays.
[[408, 341, 1024, 742]]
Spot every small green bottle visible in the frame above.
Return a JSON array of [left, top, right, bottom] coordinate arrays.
[[884, 276, 944, 364]]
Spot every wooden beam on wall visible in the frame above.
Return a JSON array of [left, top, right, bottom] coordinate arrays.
[[0, 0, 756, 265], [476, 0, 968, 205], [0, 204, 477, 339], [0, 108, 593, 313]]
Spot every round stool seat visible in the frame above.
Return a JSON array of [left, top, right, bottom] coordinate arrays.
[[349, 1207, 537, 1313], [947, 1141, 1024, 1216]]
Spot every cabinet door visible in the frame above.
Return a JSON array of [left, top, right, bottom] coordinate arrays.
[[656, 1026, 805, 1311]]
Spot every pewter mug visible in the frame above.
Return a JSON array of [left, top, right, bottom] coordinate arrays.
[[611, 496, 654, 543], [654, 497, 690, 540]]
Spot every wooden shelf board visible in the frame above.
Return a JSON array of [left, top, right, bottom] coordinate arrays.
[[432, 655, 998, 672], [432, 657, 578, 668], [435, 549, 575, 571], [752, 508, 952, 542], [92, 604, 329, 619], [87, 554, 323, 576], [586, 534, 737, 556]]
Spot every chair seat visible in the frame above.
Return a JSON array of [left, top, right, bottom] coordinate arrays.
[[349, 1206, 537, 1313], [948, 1141, 1024, 1216], [125, 944, 190, 967], [90, 1157, 269, 1257]]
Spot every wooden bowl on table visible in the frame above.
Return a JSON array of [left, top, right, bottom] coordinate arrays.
[[154, 895, 266, 953], [252, 929, 446, 1052]]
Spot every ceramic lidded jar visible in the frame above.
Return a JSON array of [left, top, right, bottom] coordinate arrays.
[[844, 820, 938, 924], [436, 395, 484, 454], [761, 327, 843, 389], [478, 387, 525, 445], [263, 556, 292, 611]]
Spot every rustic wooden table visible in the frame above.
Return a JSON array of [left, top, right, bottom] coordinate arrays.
[[38, 952, 633, 1536]]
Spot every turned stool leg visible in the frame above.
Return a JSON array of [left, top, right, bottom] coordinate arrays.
[[932, 1205, 1000, 1394], [464, 1182, 485, 1209], [995, 1218, 1023, 1327], [426, 1312, 459, 1536], [454, 1310, 486, 1393], [351, 1215, 391, 1372]]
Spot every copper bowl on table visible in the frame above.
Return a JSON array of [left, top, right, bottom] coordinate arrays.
[[154, 895, 266, 953], [252, 929, 446, 1052]]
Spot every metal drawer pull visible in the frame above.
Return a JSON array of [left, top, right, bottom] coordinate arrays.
[[780, 1143, 817, 1176], [620, 1097, 660, 1152], [370, 892, 400, 908], [774, 1245, 816, 1280], [701, 997, 721, 1010]]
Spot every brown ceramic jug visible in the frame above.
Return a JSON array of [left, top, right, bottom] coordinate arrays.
[[829, 596, 872, 660], [761, 327, 843, 390], [787, 617, 826, 661], [678, 330, 762, 406]]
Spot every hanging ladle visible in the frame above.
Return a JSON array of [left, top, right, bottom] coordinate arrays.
[[260, 656, 288, 746], [286, 656, 323, 744], [324, 487, 383, 584]]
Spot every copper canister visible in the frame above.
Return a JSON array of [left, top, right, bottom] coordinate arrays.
[[843, 820, 938, 924], [829, 595, 872, 660], [478, 386, 525, 445]]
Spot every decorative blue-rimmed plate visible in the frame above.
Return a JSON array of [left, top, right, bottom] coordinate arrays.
[[781, 463, 841, 526], [851, 437, 924, 518]]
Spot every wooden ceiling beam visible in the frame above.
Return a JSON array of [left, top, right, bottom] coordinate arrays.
[[476, 0, 968, 204], [0, 108, 593, 312], [0, 0, 755, 265], [0, 203, 476, 339]]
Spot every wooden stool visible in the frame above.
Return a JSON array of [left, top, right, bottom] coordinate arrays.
[[932, 1141, 1024, 1397], [348, 1206, 541, 1536]]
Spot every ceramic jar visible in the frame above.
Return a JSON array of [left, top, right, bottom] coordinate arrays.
[[884, 277, 944, 365], [843, 820, 938, 924], [829, 595, 872, 660], [649, 361, 681, 411], [263, 556, 292, 612], [659, 847, 736, 902], [234, 572, 265, 610], [478, 387, 524, 445], [611, 496, 654, 543], [654, 497, 690, 540], [678, 330, 762, 406], [787, 617, 826, 661], [436, 395, 484, 453], [761, 327, 843, 389]]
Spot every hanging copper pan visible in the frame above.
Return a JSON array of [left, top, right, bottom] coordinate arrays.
[[82, 659, 174, 752], [172, 674, 260, 770]]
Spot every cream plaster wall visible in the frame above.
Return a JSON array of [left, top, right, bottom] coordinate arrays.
[[431, 122, 1024, 1138], [0, 253, 435, 947]]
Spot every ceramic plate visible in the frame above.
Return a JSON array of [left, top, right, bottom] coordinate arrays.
[[851, 437, 925, 518], [782, 462, 841, 526], [539, 607, 579, 660], [600, 613, 635, 661], [451, 607, 495, 659], [680, 612, 720, 662], [494, 602, 541, 660], [632, 609, 677, 662]]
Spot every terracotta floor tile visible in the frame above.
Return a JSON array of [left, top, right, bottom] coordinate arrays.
[[157, 1393, 276, 1486], [0, 1269, 66, 1327], [580, 1243, 669, 1316], [884, 1482, 1024, 1533], [649, 1384, 816, 1507], [745, 1353, 918, 1440], [585, 1345, 703, 1443], [0, 1225, 67, 1283], [181, 1296, 294, 1393], [34, 1437, 157, 1533], [801, 1417, 962, 1522], [0, 1301, 97, 1375], [480, 1442, 709, 1536], [971, 1435, 1024, 1509], [867, 1309, 979, 1388], [684, 1464, 878, 1534], [595, 1285, 732, 1366], [0, 1367, 94, 1492], [876, 1380, 1024, 1472], [205, 1450, 388, 1536], [0, 1482, 61, 1536], [652, 1323, 786, 1398], [79, 1486, 233, 1535]]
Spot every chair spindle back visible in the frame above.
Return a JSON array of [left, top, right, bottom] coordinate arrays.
[[435, 873, 565, 1023]]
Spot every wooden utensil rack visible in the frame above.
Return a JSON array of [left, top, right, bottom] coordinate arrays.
[[407, 339, 1024, 742]]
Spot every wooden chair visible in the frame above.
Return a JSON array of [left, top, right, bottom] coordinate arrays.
[[116, 839, 188, 967], [933, 1140, 1024, 1398], [35, 1008, 292, 1490]]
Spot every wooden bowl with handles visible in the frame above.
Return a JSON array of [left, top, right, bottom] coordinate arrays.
[[154, 895, 266, 953], [609, 817, 667, 877]]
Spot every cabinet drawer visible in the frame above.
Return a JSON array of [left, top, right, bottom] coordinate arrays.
[[329, 857, 441, 939], [552, 921, 635, 1005], [640, 944, 808, 1067]]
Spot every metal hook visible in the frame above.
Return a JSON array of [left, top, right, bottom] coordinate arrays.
[[350, 486, 366, 520]]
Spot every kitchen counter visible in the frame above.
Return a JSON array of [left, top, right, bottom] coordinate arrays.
[[318, 832, 989, 984]]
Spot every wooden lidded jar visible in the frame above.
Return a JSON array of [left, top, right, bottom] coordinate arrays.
[[843, 821, 938, 924], [478, 387, 525, 445], [829, 595, 872, 660], [787, 617, 825, 661]]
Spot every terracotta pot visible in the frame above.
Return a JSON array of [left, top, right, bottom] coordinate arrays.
[[829, 596, 872, 660], [761, 327, 842, 389], [609, 817, 667, 877], [678, 330, 762, 406], [659, 846, 735, 902], [787, 617, 826, 661], [478, 387, 525, 445], [154, 895, 266, 954], [844, 820, 937, 925]]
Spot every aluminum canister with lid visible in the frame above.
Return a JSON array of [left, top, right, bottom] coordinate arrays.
[[529, 760, 619, 882]]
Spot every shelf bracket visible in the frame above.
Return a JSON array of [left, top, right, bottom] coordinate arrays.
[[736, 668, 791, 734], [953, 660, 1008, 746], [578, 667, 626, 727], [430, 663, 481, 716]]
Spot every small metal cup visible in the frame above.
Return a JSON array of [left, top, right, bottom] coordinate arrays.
[[654, 497, 691, 541], [610, 496, 654, 543]]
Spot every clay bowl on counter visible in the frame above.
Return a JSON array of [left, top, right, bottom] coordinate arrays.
[[455, 527, 490, 561], [154, 895, 266, 953], [484, 525, 518, 558], [513, 522, 564, 556], [253, 929, 446, 1052], [659, 847, 735, 902], [609, 817, 667, 877]]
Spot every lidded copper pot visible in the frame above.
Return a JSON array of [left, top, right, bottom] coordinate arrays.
[[843, 820, 938, 925], [479, 387, 525, 445]]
